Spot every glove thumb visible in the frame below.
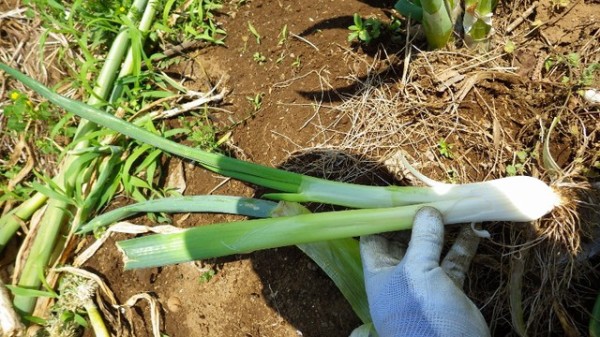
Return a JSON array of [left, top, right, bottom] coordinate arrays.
[[403, 206, 445, 272]]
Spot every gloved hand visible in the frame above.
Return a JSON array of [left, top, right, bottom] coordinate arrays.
[[360, 206, 490, 337]]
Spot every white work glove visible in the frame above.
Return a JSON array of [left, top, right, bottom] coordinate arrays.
[[360, 206, 490, 337]]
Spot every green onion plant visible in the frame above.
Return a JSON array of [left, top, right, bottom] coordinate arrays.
[[2, 0, 228, 318], [394, 0, 497, 48], [1, 0, 158, 314], [0, 42, 564, 333], [0, 63, 564, 238], [0, 63, 563, 223]]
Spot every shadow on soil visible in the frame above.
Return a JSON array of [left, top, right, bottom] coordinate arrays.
[[249, 149, 405, 336]]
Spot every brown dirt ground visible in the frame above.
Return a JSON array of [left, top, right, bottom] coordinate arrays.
[[1, 0, 600, 336]]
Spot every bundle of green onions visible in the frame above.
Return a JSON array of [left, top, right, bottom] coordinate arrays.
[[0, 63, 567, 332], [0, 63, 563, 266]]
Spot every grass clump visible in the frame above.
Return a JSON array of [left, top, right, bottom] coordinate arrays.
[[0, 0, 228, 330]]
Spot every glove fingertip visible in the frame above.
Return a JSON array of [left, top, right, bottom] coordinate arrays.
[[413, 206, 444, 229], [404, 206, 445, 267]]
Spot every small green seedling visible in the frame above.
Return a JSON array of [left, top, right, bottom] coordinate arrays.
[[248, 21, 261, 44], [276, 51, 286, 64], [348, 13, 381, 44], [437, 138, 454, 159], [278, 24, 288, 45], [292, 55, 302, 68], [506, 150, 529, 176], [253, 52, 266, 64], [504, 40, 516, 54], [199, 269, 216, 283], [246, 93, 263, 111]]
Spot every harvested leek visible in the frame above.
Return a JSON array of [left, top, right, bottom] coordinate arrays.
[[117, 184, 559, 269], [0, 62, 565, 333], [0, 64, 562, 223], [73, 196, 372, 323], [2, 64, 563, 264]]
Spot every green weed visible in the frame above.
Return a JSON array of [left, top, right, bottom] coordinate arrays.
[[160, 0, 226, 45], [278, 24, 288, 46], [253, 52, 266, 64], [180, 111, 219, 151], [3, 91, 74, 157], [246, 93, 263, 111], [348, 13, 381, 44], [198, 268, 216, 283], [292, 56, 302, 68], [437, 138, 454, 159], [275, 51, 286, 64], [544, 52, 599, 87], [506, 150, 530, 176]]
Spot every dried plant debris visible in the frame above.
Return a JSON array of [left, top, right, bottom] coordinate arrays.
[[307, 23, 598, 334]]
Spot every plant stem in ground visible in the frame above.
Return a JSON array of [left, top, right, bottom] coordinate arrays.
[[421, 0, 454, 49], [0, 193, 48, 249], [463, 0, 495, 46]]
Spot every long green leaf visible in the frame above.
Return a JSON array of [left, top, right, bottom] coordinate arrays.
[[0, 62, 303, 194], [78, 196, 280, 233], [117, 202, 438, 269], [5, 285, 58, 299], [80, 196, 374, 325], [31, 182, 75, 206], [1, 63, 448, 210]]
